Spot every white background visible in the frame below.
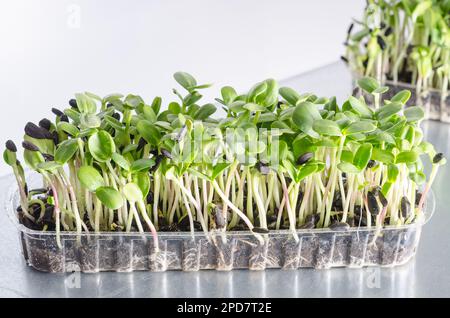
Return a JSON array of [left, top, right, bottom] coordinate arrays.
[[0, 0, 365, 176]]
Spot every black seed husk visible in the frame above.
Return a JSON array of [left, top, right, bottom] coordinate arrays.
[[252, 227, 269, 234], [137, 137, 147, 152], [150, 154, 164, 173], [378, 191, 388, 207], [29, 188, 48, 195], [22, 141, 39, 152], [415, 191, 422, 206], [367, 160, 377, 168], [362, 58, 368, 68], [329, 222, 350, 231], [296, 152, 313, 165], [69, 99, 78, 108], [380, 22, 386, 29], [367, 191, 379, 215], [51, 108, 64, 116], [43, 154, 54, 161], [112, 112, 121, 121], [25, 122, 52, 140], [401, 196, 411, 218], [377, 36, 386, 50], [161, 148, 173, 159], [256, 161, 270, 175], [5, 140, 17, 152], [146, 191, 154, 205], [340, 56, 349, 64], [384, 26, 393, 36], [52, 131, 59, 145], [38, 118, 52, 131], [60, 114, 69, 122], [433, 153, 444, 164]]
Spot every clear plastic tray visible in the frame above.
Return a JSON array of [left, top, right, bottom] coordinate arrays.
[[5, 173, 435, 272]]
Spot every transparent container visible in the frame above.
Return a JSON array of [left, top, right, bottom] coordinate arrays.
[[5, 173, 435, 273]]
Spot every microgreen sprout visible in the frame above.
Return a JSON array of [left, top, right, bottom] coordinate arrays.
[[3, 72, 445, 249], [345, 0, 450, 114]]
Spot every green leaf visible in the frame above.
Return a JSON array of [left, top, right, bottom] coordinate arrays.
[[221, 86, 237, 105], [341, 150, 354, 163], [282, 159, 297, 182], [136, 120, 161, 145], [262, 79, 279, 106], [151, 96, 162, 115], [142, 105, 157, 123], [229, 101, 246, 113], [391, 90, 411, 104], [371, 147, 395, 164], [111, 153, 130, 171], [123, 182, 144, 202], [381, 182, 393, 196], [211, 162, 231, 180], [404, 106, 425, 122], [88, 131, 116, 162], [357, 77, 379, 93], [37, 162, 61, 172], [292, 102, 321, 137], [174, 72, 197, 91], [130, 158, 155, 173], [3, 149, 16, 166], [80, 113, 101, 129], [75, 93, 97, 114], [297, 164, 318, 182], [409, 171, 426, 185], [353, 143, 373, 170], [376, 102, 403, 121], [337, 162, 361, 174], [373, 86, 389, 94], [343, 121, 376, 135], [257, 112, 277, 123], [247, 81, 267, 103], [55, 139, 78, 164], [23, 149, 45, 170], [133, 172, 150, 198], [57, 122, 79, 137], [77, 166, 105, 191], [387, 164, 399, 182], [396, 150, 419, 164], [168, 102, 181, 114], [194, 103, 216, 120], [104, 115, 124, 131], [124, 94, 144, 109], [243, 103, 266, 112], [279, 87, 300, 105], [348, 96, 372, 118], [313, 119, 342, 136], [96, 186, 124, 210], [183, 92, 202, 106]]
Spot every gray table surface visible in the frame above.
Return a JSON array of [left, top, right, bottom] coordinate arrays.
[[1, 62, 449, 298]]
